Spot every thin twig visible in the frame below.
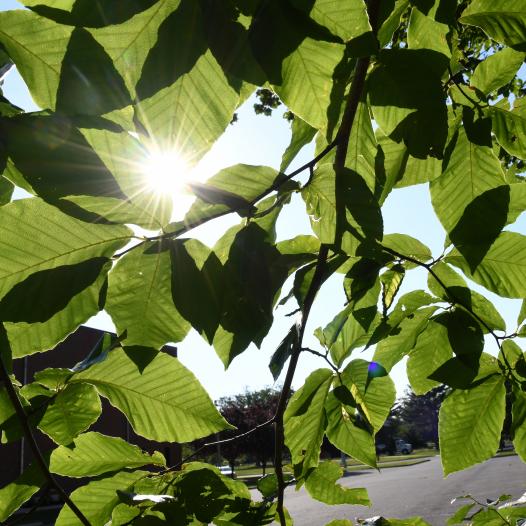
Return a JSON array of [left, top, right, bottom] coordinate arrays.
[[114, 134, 340, 260], [447, 65, 486, 109], [0, 356, 92, 526], [164, 417, 275, 473], [302, 347, 339, 374], [381, 245, 518, 378]]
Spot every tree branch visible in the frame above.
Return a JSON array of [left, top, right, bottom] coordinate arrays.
[[0, 357, 92, 526], [380, 245, 518, 378], [272, 0, 381, 513]]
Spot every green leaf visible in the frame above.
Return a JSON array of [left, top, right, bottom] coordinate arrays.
[[447, 503, 476, 525], [337, 166, 383, 245], [519, 299, 526, 326], [280, 117, 317, 172], [341, 359, 395, 432], [55, 470, 148, 526], [49, 432, 165, 477], [214, 223, 307, 366], [382, 234, 432, 268], [304, 461, 370, 506], [257, 472, 293, 499], [460, 1, 526, 50], [381, 265, 405, 313], [368, 49, 448, 158], [251, 1, 346, 129], [185, 164, 279, 225], [106, 241, 190, 350], [471, 48, 525, 96], [2, 114, 125, 202], [373, 307, 436, 372], [4, 265, 109, 358], [325, 390, 377, 468], [77, 125, 173, 228], [326, 303, 381, 367], [0, 258, 110, 324], [136, 50, 239, 165], [490, 103, 526, 160], [407, 7, 451, 58], [38, 383, 101, 445], [170, 238, 224, 343], [446, 231, 526, 299], [0, 9, 72, 109], [439, 374, 506, 475], [0, 198, 131, 304], [90, 0, 178, 98], [284, 368, 333, 474], [430, 127, 505, 240], [325, 521, 354, 526], [396, 154, 441, 188], [294, 0, 372, 43], [0, 462, 46, 522], [21, 0, 159, 27], [0, 177, 13, 206], [377, 0, 410, 47], [512, 389, 526, 461], [73, 347, 233, 442], [407, 319, 453, 395], [269, 326, 296, 381], [56, 27, 131, 116], [271, 38, 345, 131], [303, 163, 337, 244], [428, 262, 506, 332]]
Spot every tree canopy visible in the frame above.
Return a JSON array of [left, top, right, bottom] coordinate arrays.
[[1, 0, 526, 525]]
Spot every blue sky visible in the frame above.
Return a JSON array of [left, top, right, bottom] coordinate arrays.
[[2, 0, 524, 401]]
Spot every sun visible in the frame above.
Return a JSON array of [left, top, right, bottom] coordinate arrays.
[[141, 149, 192, 195]]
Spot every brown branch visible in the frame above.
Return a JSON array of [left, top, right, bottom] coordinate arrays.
[[273, 3, 381, 522], [0, 356, 92, 526]]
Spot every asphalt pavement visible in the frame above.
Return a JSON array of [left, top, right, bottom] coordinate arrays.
[[262, 455, 526, 525]]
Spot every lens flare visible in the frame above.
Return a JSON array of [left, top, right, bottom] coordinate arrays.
[[142, 149, 191, 195]]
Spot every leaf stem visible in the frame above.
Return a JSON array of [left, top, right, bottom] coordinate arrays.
[[0, 355, 92, 526]]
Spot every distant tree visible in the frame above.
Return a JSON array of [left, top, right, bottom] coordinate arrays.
[[216, 388, 283, 475], [397, 386, 449, 449]]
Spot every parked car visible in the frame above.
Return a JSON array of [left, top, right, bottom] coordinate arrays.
[[376, 438, 413, 456], [216, 465, 236, 478]]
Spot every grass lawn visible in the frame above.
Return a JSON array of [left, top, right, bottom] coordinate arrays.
[[234, 449, 439, 479]]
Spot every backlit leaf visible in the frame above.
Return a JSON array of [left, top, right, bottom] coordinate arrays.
[[325, 390, 377, 468], [304, 461, 370, 506], [284, 368, 333, 474], [38, 383, 101, 445], [341, 359, 395, 432], [0, 462, 45, 522], [107, 241, 190, 349], [446, 231, 526, 298], [460, 1, 526, 50], [49, 432, 165, 477], [73, 347, 233, 442], [439, 374, 506, 475], [471, 48, 525, 96], [55, 470, 148, 526]]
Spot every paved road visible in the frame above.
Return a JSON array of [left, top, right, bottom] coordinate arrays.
[[267, 456, 526, 525]]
